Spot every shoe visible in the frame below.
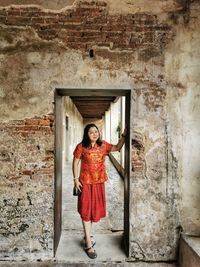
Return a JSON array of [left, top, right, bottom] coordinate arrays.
[[83, 234, 96, 247], [84, 245, 97, 259]]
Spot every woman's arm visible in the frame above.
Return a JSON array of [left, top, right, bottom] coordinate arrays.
[[111, 135, 126, 152], [72, 157, 81, 179], [72, 157, 82, 191], [110, 125, 128, 152]]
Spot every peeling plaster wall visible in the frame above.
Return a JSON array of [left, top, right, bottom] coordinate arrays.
[[0, 0, 199, 262], [165, 1, 200, 236], [0, 115, 54, 260]]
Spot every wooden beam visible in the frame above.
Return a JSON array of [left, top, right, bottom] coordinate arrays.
[[58, 88, 131, 96]]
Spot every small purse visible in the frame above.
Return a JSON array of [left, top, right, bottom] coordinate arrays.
[[73, 186, 81, 196]]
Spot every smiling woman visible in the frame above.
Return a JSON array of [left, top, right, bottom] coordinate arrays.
[[72, 123, 127, 259]]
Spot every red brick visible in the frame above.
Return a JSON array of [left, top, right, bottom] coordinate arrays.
[[132, 161, 144, 166], [78, 1, 107, 7], [25, 119, 40, 125], [67, 42, 87, 49], [20, 10, 41, 17], [0, 3, 173, 53], [20, 131, 29, 137], [39, 119, 50, 126], [31, 17, 45, 24], [16, 126, 39, 131], [44, 156, 53, 161], [44, 17, 59, 24], [38, 126, 52, 132], [132, 166, 144, 172], [23, 170, 32, 175], [85, 16, 107, 25], [36, 168, 54, 174], [24, 118, 50, 127], [40, 11, 59, 17], [6, 16, 32, 25], [60, 24, 83, 30], [37, 29, 58, 39], [7, 10, 21, 16]]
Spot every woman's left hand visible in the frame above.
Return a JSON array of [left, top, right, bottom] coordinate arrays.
[[122, 124, 128, 136]]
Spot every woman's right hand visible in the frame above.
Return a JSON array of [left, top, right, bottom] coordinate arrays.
[[74, 179, 83, 192]]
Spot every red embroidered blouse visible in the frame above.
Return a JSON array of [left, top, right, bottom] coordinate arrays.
[[73, 140, 114, 184]]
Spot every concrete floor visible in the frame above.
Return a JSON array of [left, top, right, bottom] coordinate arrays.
[[0, 261, 178, 267], [55, 231, 127, 262], [0, 260, 178, 266]]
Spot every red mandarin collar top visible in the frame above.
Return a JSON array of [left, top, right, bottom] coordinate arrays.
[[73, 140, 113, 184]]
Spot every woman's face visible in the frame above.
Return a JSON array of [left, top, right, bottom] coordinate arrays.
[[88, 127, 99, 142]]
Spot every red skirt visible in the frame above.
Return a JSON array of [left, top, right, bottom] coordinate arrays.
[[77, 182, 106, 222]]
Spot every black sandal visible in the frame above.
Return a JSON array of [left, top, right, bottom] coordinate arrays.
[[84, 245, 97, 259], [83, 235, 96, 247]]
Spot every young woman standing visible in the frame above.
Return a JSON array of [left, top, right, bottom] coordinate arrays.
[[72, 123, 127, 259]]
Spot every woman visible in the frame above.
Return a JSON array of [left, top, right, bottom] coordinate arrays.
[[72, 123, 127, 259]]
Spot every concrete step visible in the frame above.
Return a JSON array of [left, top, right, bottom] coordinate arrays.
[[0, 261, 177, 267], [0, 229, 177, 267], [178, 234, 200, 267]]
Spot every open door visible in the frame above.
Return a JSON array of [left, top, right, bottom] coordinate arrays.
[[54, 90, 63, 256]]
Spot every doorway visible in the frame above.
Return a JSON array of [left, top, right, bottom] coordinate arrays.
[[54, 88, 131, 259]]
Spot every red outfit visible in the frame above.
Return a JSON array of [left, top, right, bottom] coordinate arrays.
[[73, 140, 113, 222], [73, 140, 113, 184], [78, 183, 106, 222]]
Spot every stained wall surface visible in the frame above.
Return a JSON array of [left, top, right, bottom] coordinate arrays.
[[0, 0, 199, 262]]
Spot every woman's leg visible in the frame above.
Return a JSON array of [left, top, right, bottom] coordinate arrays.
[[91, 221, 93, 235], [82, 220, 95, 252]]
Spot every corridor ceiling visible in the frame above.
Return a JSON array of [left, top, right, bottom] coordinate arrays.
[[70, 96, 118, 118]]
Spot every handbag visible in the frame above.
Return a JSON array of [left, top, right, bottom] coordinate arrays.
[[73, 186, 81, 196]]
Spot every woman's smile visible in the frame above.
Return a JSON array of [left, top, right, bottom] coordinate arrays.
[[88, 127, 99, 141]]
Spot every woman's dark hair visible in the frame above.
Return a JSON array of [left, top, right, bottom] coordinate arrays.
[[81, 123, 102, 147]]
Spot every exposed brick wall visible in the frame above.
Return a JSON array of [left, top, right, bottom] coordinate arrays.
[[131, 131, 145, 175], [0, 114, 54, 259], [13, 114, 54, 137], [0, 1, 173, 55]]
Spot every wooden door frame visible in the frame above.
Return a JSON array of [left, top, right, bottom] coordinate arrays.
[[54, 88, 132, 258], [54, 91, 63, 256]]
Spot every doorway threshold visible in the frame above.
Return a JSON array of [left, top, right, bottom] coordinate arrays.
[[55, 231, 126, 262]]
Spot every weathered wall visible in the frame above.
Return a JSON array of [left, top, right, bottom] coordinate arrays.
[[0, 0, 199, 262], [0, 115, 54, 260], [165, 1, 200, 236]]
